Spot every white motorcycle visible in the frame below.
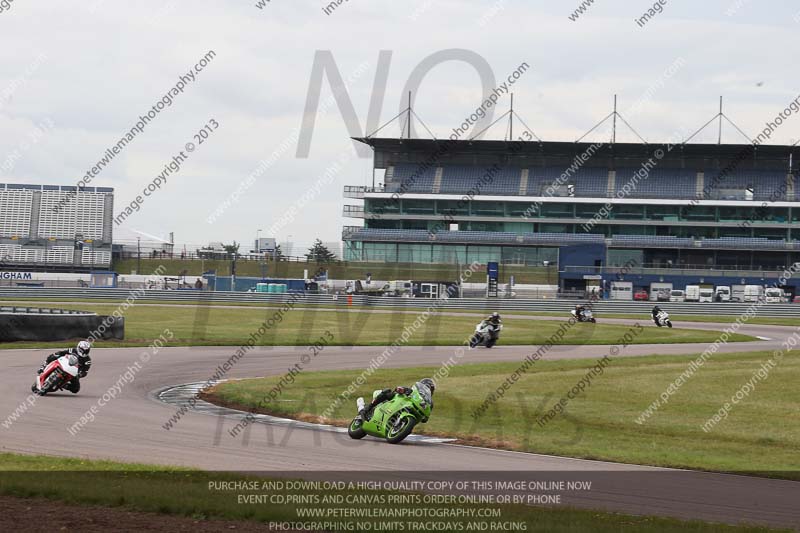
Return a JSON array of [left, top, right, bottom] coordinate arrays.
[[469, 321, 503, 348], [653, 309, 673, 328], [32, 353, 81, 396], [571, 308, 596, 323]]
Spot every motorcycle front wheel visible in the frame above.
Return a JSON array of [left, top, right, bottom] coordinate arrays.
[[348, 418, 366, 439], [667, 321, 673, 328], [386, 416, 416, 444]]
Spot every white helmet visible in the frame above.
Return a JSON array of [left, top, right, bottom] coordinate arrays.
[[77, 340, 91, 356]]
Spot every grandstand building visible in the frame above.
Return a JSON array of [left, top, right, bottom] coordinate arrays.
[[0, 183, 114, 271], [342, 138, 800, 293]]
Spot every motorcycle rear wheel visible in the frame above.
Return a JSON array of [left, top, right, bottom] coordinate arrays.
[[386, 416, 416, 444]]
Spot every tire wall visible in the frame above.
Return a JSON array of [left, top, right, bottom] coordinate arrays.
[[0, 314, 124, 342]]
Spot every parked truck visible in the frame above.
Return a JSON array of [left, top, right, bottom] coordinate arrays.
[[699, 287, 714, 303], [764, 287, 785, 303], [685, 285, 700, 302], [715, 286, 731, 302]]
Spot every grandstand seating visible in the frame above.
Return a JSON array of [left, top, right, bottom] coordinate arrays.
[[439, 166, 521, 195], [613, 168, 697, 199], [0, 188, 33, 238], [530, 167, 608, 197], [385, 164, 437, 193], [610, 235, 694, 248], [0, 183, 113, 266], [703, 169, 787, 201], [697, 237, 788, 249]]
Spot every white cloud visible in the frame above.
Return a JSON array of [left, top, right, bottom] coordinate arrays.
[[0, 0, 799, 248]]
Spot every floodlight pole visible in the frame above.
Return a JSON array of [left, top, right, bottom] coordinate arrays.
[[407, 91, 412, 140], [718, 96, 723, 145], [612, 95, 617, 144], [509, 93, 514, 140]]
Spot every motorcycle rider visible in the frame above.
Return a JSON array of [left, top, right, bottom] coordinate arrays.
[[652, 305, 662, 322], [357, 378, 435, 421], [574, 304, 586, 320], [38, 340, 92, 393], [485, 312, 502, 327], [482, 312, 502, 336]]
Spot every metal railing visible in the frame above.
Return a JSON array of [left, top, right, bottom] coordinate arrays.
[[1, 288, 799, 317]]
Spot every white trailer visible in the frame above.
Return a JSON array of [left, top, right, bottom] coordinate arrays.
[[744, 285, 764, 302], [731, 285, 746, 302], [685, 285, 700, 302], [649, 282, 673, 302]]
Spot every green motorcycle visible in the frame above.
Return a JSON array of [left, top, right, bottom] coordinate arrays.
[[348, 384, 432, 444]]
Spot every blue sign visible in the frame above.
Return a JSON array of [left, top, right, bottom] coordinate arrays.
[[487, 262, 499, 280]]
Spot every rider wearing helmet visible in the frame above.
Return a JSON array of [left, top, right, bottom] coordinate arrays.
[[486, 312, 502, 326], [651, 305, 661, 321], [481, 312, 502, 341], [358, 378, 436, 421], [37, 340, 92, 393]]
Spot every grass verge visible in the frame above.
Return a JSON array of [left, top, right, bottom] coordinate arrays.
[[205, 350, 800, 478], [0, 453, 782, 532], [0, 303, 754, 349]]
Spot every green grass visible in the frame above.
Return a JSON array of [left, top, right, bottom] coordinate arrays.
[[0, 303, 755, 349], [113, 258, 554, 284], [0, 453, 782, 532], [207, 350, 800, 478]]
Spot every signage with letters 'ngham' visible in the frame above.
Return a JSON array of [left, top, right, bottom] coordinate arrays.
[[0, 272, 33, 280]]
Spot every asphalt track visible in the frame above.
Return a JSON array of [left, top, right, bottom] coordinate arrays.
[[1, 318, 799, 529]]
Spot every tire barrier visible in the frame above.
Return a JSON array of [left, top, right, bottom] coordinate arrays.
[[0, 306, 124, 342]]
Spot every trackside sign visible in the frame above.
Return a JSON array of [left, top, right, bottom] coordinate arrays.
[[0, 272, 33, 280]]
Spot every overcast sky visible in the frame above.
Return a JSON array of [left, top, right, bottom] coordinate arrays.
[[1, 0, 799, 254]]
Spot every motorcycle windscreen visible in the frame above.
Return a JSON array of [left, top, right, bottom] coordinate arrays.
[[68, 354, 80, 367]]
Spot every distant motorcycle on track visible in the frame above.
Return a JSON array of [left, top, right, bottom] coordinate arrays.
[[571, 308, 596, 323], [469, 320, 503, 348], [652, 308, 673, 328]]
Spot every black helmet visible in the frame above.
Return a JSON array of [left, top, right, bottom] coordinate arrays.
[[419, 378, 435, 394], [653, 306, 661, 312]]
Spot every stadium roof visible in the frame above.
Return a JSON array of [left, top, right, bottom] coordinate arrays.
[[354, 137, 798, 172]]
